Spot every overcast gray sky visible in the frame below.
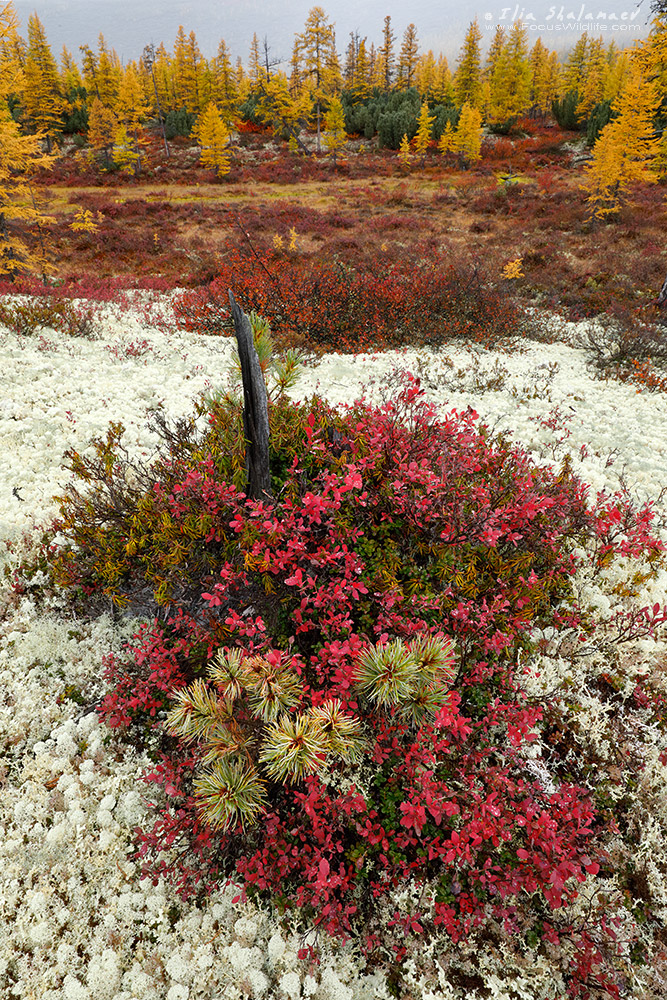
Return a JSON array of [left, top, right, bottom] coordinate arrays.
[[12, 0, 652, 66]]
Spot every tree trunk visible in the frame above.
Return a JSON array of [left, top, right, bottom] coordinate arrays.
[[656, 272, 667, 309], [228, 290, 272, 501], [151, 71, 170, 159]]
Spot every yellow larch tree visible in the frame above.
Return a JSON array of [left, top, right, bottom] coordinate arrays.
[[78, 43, 99, 99], [140, 43, 170, 156], [415, 51, 453, 103], [112, 124, 141, 175], [323, 95, 346, 164], [235, 57, 247, 101], [438, 120, 455, 156], [351, 38, 372, 101], [212, 39, 238, 124], [584, 69, 661, 219], [396, 23, 419, 90], [87, 96, 117, 167], [0, 7, 18, 53], [530, 41, 561, 118], [484, 26, 506, 85], [253, 70, 310, 151], [70, 207, 98, 234], [488, 22, 531, 124], [377, 15, 395, 91], [502, 256, 524, 280], [294, 6, 340, 152], [289, 37, 301, 92], [248, 32, 263, 91], [60, 45, 82, 92], [453, 101, 483, 166], [146, 42, 173, 115], [633, 15, 667, 98], [343, 31, 358, 90], [432, 55, 454, 103], [173, 25, 205, 112], [114, 64, 148, 175], [60, 45, 87, 133], [415, 50, 436, 97], [454, 20, 483, 109], [414, 100, 435, 166], [577, 37, 608, 120], [0, 2, 53, 278], [116, 64, 148, 130], [97, 34, 121, 105], [78, 35, 120, 106], [116, 64, 149, 133], [529, 38, 549, 116], [398, 132, 412, 167], [563, 35, 589, 95], [22, 13, 64, 151], [194, 102, 231, 176], [369, 42, 385, 91], [603, 48, 632, 104], [135, 56, 159, 121]]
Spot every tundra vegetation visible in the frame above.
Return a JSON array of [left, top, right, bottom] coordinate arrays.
[[3, 1, 667, 997]]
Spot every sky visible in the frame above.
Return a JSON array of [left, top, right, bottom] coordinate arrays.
[[12, 0, 653, 67]]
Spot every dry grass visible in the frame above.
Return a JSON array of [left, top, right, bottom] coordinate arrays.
[[23, 141, 667, 319]]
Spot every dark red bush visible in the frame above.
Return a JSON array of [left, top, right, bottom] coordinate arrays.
[[37, 375, 666, 997]]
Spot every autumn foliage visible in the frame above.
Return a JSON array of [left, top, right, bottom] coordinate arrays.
[[584, 69, 661, 219], [24, 361, 665, 997], [173, 241, 527, 353]]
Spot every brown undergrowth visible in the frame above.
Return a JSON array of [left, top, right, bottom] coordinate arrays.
[[10, 122, 667, 327]]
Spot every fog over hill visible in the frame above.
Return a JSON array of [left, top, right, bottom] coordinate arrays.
[[13, 0, 651, 67]]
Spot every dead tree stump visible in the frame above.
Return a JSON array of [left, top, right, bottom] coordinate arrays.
[[657, 272, 667, 309], [228, 290, 272, 501]]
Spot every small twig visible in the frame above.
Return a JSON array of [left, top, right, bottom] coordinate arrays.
[[231, 214, 283, 298]]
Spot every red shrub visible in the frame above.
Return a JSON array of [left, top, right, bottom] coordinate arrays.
[[38, 377, 666, 996], [172, 241, 527, 353]]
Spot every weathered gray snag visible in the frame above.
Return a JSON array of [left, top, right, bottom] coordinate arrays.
[[657, 272, 667, 308], [228, 290, 272, 501]]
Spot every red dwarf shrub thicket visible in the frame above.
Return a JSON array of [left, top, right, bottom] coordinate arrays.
[[35, 372, 667, 998], [172, 242, 530, 354]]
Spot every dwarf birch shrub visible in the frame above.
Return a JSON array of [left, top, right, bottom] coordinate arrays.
[[0, 295, 97, 338], [32, 360, 667, 999], [172, 241, 529, 354]]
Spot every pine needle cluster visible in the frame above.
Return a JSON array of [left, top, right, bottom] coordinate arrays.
[[354, 634, 456, 726], [165, 647, 366, 831], [166, 635, 456, 832], [204, 311, 304, 410]]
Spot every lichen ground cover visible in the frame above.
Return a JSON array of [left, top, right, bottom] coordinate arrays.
[[1, 297, 666, 999]]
